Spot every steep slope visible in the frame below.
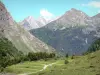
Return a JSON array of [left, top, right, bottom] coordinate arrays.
[[20, 16, 47, 30], [20, 16, 49, 30], [0, 37, 24, 71], [0, 37, 22, 57], [20, 15, 59, 30], [44, 8, 91, 30], [86, 38, 100, 54], [30, 8, 100, 55], [31, 26, 98, 55], [0, 1, 54, 53], [20, 16, 39, 30], [37, 16, 48, 26]]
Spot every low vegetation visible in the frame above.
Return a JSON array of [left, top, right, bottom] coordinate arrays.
[[31, 50, 100, 75], [0, 37, 56, 72], [27, 52, 55, 61], [5, 60, 56, 74], [64, 59, 69, 64], [0, 37, 24, 72], [1, 37, 100, 75], [3, 49, 100, 75]]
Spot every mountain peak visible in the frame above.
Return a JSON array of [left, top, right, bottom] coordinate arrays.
[[63, 8, 89, 18], [71, 8, 78, 11], [45, 8, 90, 30], [67, 8, 84, 14], [25, 16, 35, 21], [20, 16, 49, 30]]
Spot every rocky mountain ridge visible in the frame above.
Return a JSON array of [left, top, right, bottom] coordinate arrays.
[[20, 15, 58, 30], [30, 8, 100, 55]]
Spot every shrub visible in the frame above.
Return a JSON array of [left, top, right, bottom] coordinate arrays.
[[71, 55, 74, 59], [0, 67, 4, 72], [65, 53, 68, 58], [64, 59, 69, 64], [27, 52, 55, 61]]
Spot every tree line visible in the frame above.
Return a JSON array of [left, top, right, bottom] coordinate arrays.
[[85, 38, 100, 54], [27, 52, 55, 61], [0, 37, 55, 72]]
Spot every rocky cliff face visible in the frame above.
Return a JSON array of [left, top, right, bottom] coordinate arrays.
[[0, 1, 54, 53]]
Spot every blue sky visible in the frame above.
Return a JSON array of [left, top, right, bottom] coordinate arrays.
[[2, 0, 100, 22]]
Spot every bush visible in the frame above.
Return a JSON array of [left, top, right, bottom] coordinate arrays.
[[0, 67, 4, 72], [27, 52, 56, 61], [71, 55, 74, 59], [65, 53, 68, 58], [44, 58, 48, 61], [64, 59, 69, 64]]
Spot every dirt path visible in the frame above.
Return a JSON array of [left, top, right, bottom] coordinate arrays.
[[18, 62, 56, 75]]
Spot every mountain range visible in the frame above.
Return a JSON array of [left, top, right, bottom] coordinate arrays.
[[0, 1, 55, 54], [20, 16, 47, 30], [30, 8, 100, 55], [20, 16, 58, 30], [1, 0, 100, 55]]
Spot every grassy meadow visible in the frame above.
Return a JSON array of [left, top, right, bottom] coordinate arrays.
[[4, 50, 100, 75]]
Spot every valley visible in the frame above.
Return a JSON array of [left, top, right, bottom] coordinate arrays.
[[2, 50, 100, 75], [0, 0, 100, 75]]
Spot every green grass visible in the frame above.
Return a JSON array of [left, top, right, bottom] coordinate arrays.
[[5, 50, 100, 75], [31, 50, 100, 75], [5, 60, 56, 74]]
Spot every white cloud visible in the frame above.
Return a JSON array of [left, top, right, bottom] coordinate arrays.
[[40, 9, 55, 20], [82, 1, 100, 8]]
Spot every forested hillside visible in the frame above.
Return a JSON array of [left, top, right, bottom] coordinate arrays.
[[86, 38, 100, 54], [0, 37, 23, 71]]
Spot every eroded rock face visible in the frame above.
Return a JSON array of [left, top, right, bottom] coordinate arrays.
[[0, 2, 13, 33], [0, 1, 54, 53]]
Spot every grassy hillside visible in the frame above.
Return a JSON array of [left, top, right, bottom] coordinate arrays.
[[5, 50, 100, 75], [5, 60, 56, 74], [31, 50, 100, 75]]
